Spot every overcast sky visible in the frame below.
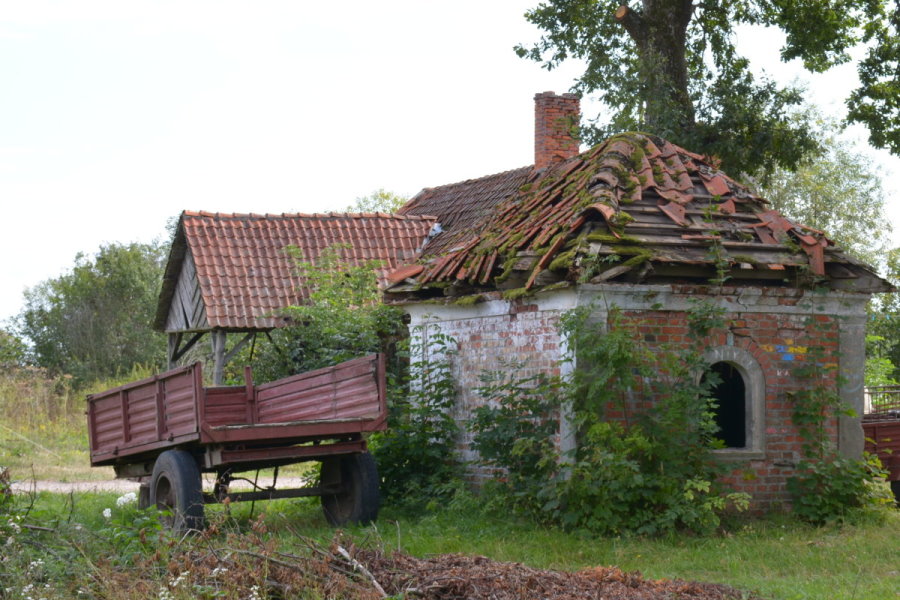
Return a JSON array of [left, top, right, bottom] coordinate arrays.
[[2, 1, 898, 324]]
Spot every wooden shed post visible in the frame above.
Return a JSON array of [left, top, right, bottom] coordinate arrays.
[[212, 330, 226, 386], [167, 333, 178, 369]]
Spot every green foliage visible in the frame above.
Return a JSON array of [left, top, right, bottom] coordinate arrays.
[[517, 0, 900, 175], [787, 314, 893, 523], [370, 330, 463, 508], [470, 366, 562, 502], [867, 248, 900, 382], [847, 5, 900, 154], [344, 188, 408, 213], [17, 242, 167, 384], [470, 301, 749, 535], [0, 328, 25, 368], [787, 453, 892, 524], [865, 334, 899, 386], [246, 244, 406, 382], [237, 245, 462, 508], [759, 122, 892, 268]]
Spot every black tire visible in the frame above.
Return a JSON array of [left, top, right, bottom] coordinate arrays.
[[891, 480, 900, 507], [149, 450, 205, 533], [320, 452, 380, 526]]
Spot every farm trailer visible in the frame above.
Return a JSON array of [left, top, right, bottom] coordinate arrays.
[[87, 354, 386, 531]]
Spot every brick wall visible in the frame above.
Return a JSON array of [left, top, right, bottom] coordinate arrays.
[[412, 299, 565, 471], [618, 309, 840, 510], [405, 285, 863, 511]]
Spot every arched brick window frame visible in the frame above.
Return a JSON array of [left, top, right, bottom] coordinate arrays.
[[703, 346, 766, 460]]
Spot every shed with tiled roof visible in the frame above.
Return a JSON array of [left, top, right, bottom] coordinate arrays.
[[385, 91, 891, 511], [155, 211, 435, 383]]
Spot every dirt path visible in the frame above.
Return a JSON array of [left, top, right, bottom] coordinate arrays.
[[10, 476, 309, 494]]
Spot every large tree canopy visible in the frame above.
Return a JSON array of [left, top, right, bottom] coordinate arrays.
[[759, 125, 891, 268], [518, 0, 898, 176], [18, 242, 167, 383]]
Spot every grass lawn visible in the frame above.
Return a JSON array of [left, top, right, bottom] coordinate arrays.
[[5, 486, 895, 600]]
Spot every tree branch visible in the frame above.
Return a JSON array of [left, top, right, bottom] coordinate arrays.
[[615, 5, 646, 44]]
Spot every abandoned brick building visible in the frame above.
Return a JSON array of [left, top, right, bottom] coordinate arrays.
[[154, 92, 890, 509], [384, 92, 890, 508]]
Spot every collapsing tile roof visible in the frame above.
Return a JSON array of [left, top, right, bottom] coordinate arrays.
[[155, 211, 436, 331], [387, 133, 889, 298]]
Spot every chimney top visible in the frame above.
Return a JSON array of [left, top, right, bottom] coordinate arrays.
[[534, 92, 581, 171]]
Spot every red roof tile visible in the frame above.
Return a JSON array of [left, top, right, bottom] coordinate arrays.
[[399, 166, 533, 258], [156, 211, 435, 331], [388, 133, 889, 295]]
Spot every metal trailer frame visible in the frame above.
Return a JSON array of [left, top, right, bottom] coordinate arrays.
[[86, 354, 387, 530]]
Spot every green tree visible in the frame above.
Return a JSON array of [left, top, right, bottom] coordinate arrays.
[[517, 1, 899, 176], [344, 189, 407, 213], [18, 242, 167, 384], [758, 127, 891, 268], [867, 248, 900, 383], [246, 244, 405, 382], [0, 328, 25, 368]]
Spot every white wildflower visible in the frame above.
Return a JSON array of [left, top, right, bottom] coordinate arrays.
[[22, 583, 34, 593], [210, 566, 228, 577], [74, 523, 83, 531], [7, 519, 20, 534], [116, 492, 137, 507], [28, 559, 44, 572], [170, 571, 189, 587], [157, 587, 174, 600], [102, 508, 112, 519], [247, 584, 262, 600], [5, 536, 13, 546]]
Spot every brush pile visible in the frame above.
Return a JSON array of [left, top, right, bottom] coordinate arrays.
[[145, 532, 764, 600]]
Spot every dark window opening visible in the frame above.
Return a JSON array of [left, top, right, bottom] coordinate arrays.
[[704, 362, 746, 448]]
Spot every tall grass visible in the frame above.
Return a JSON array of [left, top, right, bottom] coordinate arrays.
[[0, 364, 156, 480]]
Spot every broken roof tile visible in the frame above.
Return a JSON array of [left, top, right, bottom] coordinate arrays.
[[386, 132, 889, 295]]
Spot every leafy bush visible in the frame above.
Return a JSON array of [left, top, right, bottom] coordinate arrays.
[[470, 366, 562, 507], [788, 453, 892, 524], [239, 244, 405, 383], [470, 302, 749, 535], [788, 315, 894, 523], [371, 330, 463, 508]]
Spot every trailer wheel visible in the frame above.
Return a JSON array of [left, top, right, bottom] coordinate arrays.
[[320, 452, 380, 526], [149, 450, 205, 532]]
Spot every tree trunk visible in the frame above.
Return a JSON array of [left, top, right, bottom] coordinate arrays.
[[615, 1, 695, 133]]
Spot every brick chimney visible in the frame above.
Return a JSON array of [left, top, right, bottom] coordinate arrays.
[[534, 91, 580, 171]]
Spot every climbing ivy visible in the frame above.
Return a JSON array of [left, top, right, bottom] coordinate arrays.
[[786, 310, 892, 523]]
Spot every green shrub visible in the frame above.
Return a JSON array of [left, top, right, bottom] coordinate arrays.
[[470, 301, 749, 536], [371, 330, 463, 509], [788, 452, 893, 524], [787, 313, 893, 523]]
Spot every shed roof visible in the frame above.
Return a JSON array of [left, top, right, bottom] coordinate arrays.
[[155, 211, 436, 331], [387, 133, 889, 298]]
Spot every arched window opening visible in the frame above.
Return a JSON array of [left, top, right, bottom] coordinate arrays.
[[705, 362, 746, 448]]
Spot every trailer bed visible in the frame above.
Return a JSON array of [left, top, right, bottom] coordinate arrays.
[[87, 354, 387, 467]]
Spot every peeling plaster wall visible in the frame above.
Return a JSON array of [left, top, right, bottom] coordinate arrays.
[[405, 291, 576, 467], [402, 284, 871, 510]]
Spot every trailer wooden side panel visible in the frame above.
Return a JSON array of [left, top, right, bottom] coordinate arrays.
[[88, 365, 201, 465], [204, 387, 251, 427], [255, 355, 382, 423], [863, 418, 900, 482], [89, 355, 387, 467]]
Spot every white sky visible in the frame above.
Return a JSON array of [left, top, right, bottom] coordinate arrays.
[[2, 0, 898, 323]]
